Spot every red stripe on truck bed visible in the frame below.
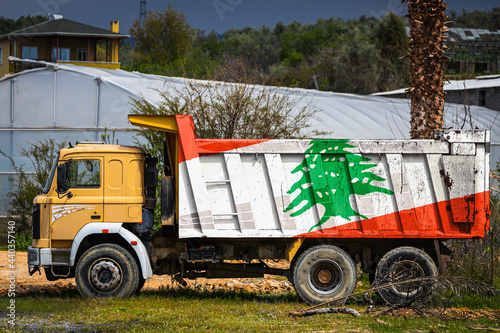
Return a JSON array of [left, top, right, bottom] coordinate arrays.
[[297, 191, 490, 239], [176, 115, 269, 163]]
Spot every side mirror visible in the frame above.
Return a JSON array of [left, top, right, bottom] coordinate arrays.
[[84, 161, 93, 173], [56, 164, 67, 192]]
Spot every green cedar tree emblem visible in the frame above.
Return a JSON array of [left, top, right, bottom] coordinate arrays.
[[284, 139, 393, 232]]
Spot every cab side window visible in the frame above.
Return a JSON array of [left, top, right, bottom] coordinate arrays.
[[68, 160, 100, 188]]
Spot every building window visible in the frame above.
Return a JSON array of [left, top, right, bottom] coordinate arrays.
[[478, 90, 486, 106], [475, 62, 488, 74], [52, 48, 70, 61], [77, 48, 87, 61], [446, 61, 460, 74], [22, 46, 38, 59]]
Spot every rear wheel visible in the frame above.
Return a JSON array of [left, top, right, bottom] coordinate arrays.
[[293, 245, 357, 305], [75, 244, 140, 298], [375, 246, 438, 305]]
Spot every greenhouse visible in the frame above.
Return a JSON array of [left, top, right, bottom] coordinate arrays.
[[1, 63, 499, 213]]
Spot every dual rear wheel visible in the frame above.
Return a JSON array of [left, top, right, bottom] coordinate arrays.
[[292, 245, 438, 305], [374, 246, 438, 305]]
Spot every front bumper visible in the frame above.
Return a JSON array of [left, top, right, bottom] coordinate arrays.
[[27, 246, 52, 274]]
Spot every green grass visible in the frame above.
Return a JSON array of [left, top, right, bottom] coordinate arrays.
[[1, 286, 499, 333]]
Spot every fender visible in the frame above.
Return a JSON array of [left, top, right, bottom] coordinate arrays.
[[69, 222, 153, 279], [118, 228, 153, 279]]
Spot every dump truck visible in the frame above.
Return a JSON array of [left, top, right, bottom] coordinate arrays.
[[27, 115, 491, 304]]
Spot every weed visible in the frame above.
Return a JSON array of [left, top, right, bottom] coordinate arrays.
[[2, 288, 498, 333]]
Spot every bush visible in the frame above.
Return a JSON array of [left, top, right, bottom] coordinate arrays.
[[130, 59, 326, 159], [448, 193, 500, 289], [0, 138, 66, 237]]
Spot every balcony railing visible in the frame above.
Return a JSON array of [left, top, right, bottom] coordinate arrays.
[[56, 60, 121, 70], [8, 57, 121, 74]]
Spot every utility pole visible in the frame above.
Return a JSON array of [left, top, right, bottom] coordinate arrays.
[[139, 0, 147, 24]]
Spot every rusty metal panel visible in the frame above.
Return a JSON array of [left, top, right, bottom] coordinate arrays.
[[451, 143, 475, 155], [442, 155, 476, 223], [177, 127, 490, 240], [438, 129, 487, 143]]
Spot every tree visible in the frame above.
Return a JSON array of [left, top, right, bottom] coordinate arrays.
[[96, 43, 107, 61], [450, 7, 500, 30], [0, 138, 66, 235], [119, 41, 135, 69], [372, 13, 409, 92], [373, 13, 407, 61], [312, 29, 383, 94], [129, 5, 194, 67], [130, 60, 326, 163], [0, 15, 47, 35], [284, 139, 393, 232], [332, 31, 382, 94], [404, 0, 448, 139], [222, 27, 271, 67]]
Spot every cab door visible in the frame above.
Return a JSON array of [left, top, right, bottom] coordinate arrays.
[[50, 158, 104, 241]]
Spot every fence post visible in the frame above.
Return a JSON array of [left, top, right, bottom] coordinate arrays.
[[492, 232, 495, 285]]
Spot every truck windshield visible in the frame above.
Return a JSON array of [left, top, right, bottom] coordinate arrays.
[[42, 154, 59, 194]]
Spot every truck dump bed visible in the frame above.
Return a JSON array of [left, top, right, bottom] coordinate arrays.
[[171, 117, 490, 240]]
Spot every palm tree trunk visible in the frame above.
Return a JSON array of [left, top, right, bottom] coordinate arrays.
[[405, 0, 448, 139]]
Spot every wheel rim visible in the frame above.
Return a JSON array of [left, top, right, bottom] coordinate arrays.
[[307, 259, 343, 295], [88, 258, 122, 293], [389, 260, 425, 296]]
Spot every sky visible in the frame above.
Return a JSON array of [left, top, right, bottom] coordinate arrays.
[[0, 0, 498, 35]]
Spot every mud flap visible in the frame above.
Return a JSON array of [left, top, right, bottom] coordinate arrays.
[[161, 175, 175, 225]]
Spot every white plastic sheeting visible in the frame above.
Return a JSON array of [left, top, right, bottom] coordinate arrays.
[[1, 64, 499, 214], [373, 75, 500, 96]]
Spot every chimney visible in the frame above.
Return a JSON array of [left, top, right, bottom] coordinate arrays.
[[49, 14, 63, 20], [110, 21, 119, 33]]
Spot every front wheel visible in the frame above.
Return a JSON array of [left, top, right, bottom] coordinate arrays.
[[75, 244, 140, 298], [136, 276, 146, 294], [293, 245, 357, 305]]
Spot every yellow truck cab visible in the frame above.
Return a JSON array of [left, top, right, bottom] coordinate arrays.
[[29, 142, 156, 297]]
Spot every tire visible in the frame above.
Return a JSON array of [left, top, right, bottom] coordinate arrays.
[[293, 245, 357, 305], [375, 246, 438, 305], [368, 261, 378, 286], [136, 276, 146, 294], [75, 244, 140, 298]]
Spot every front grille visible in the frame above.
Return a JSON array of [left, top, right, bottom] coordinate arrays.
[[32, 204, 40, 240]]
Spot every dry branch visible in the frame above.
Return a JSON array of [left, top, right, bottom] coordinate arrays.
[[289, 307, 360, 318], [289, 276, 500, 317]]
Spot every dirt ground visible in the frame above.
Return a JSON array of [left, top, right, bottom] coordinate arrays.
[[2, 251, 500, 323], [0, 251, 294, 297]]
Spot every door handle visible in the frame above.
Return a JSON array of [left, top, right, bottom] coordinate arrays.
[[91, 215, 101, 220]]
